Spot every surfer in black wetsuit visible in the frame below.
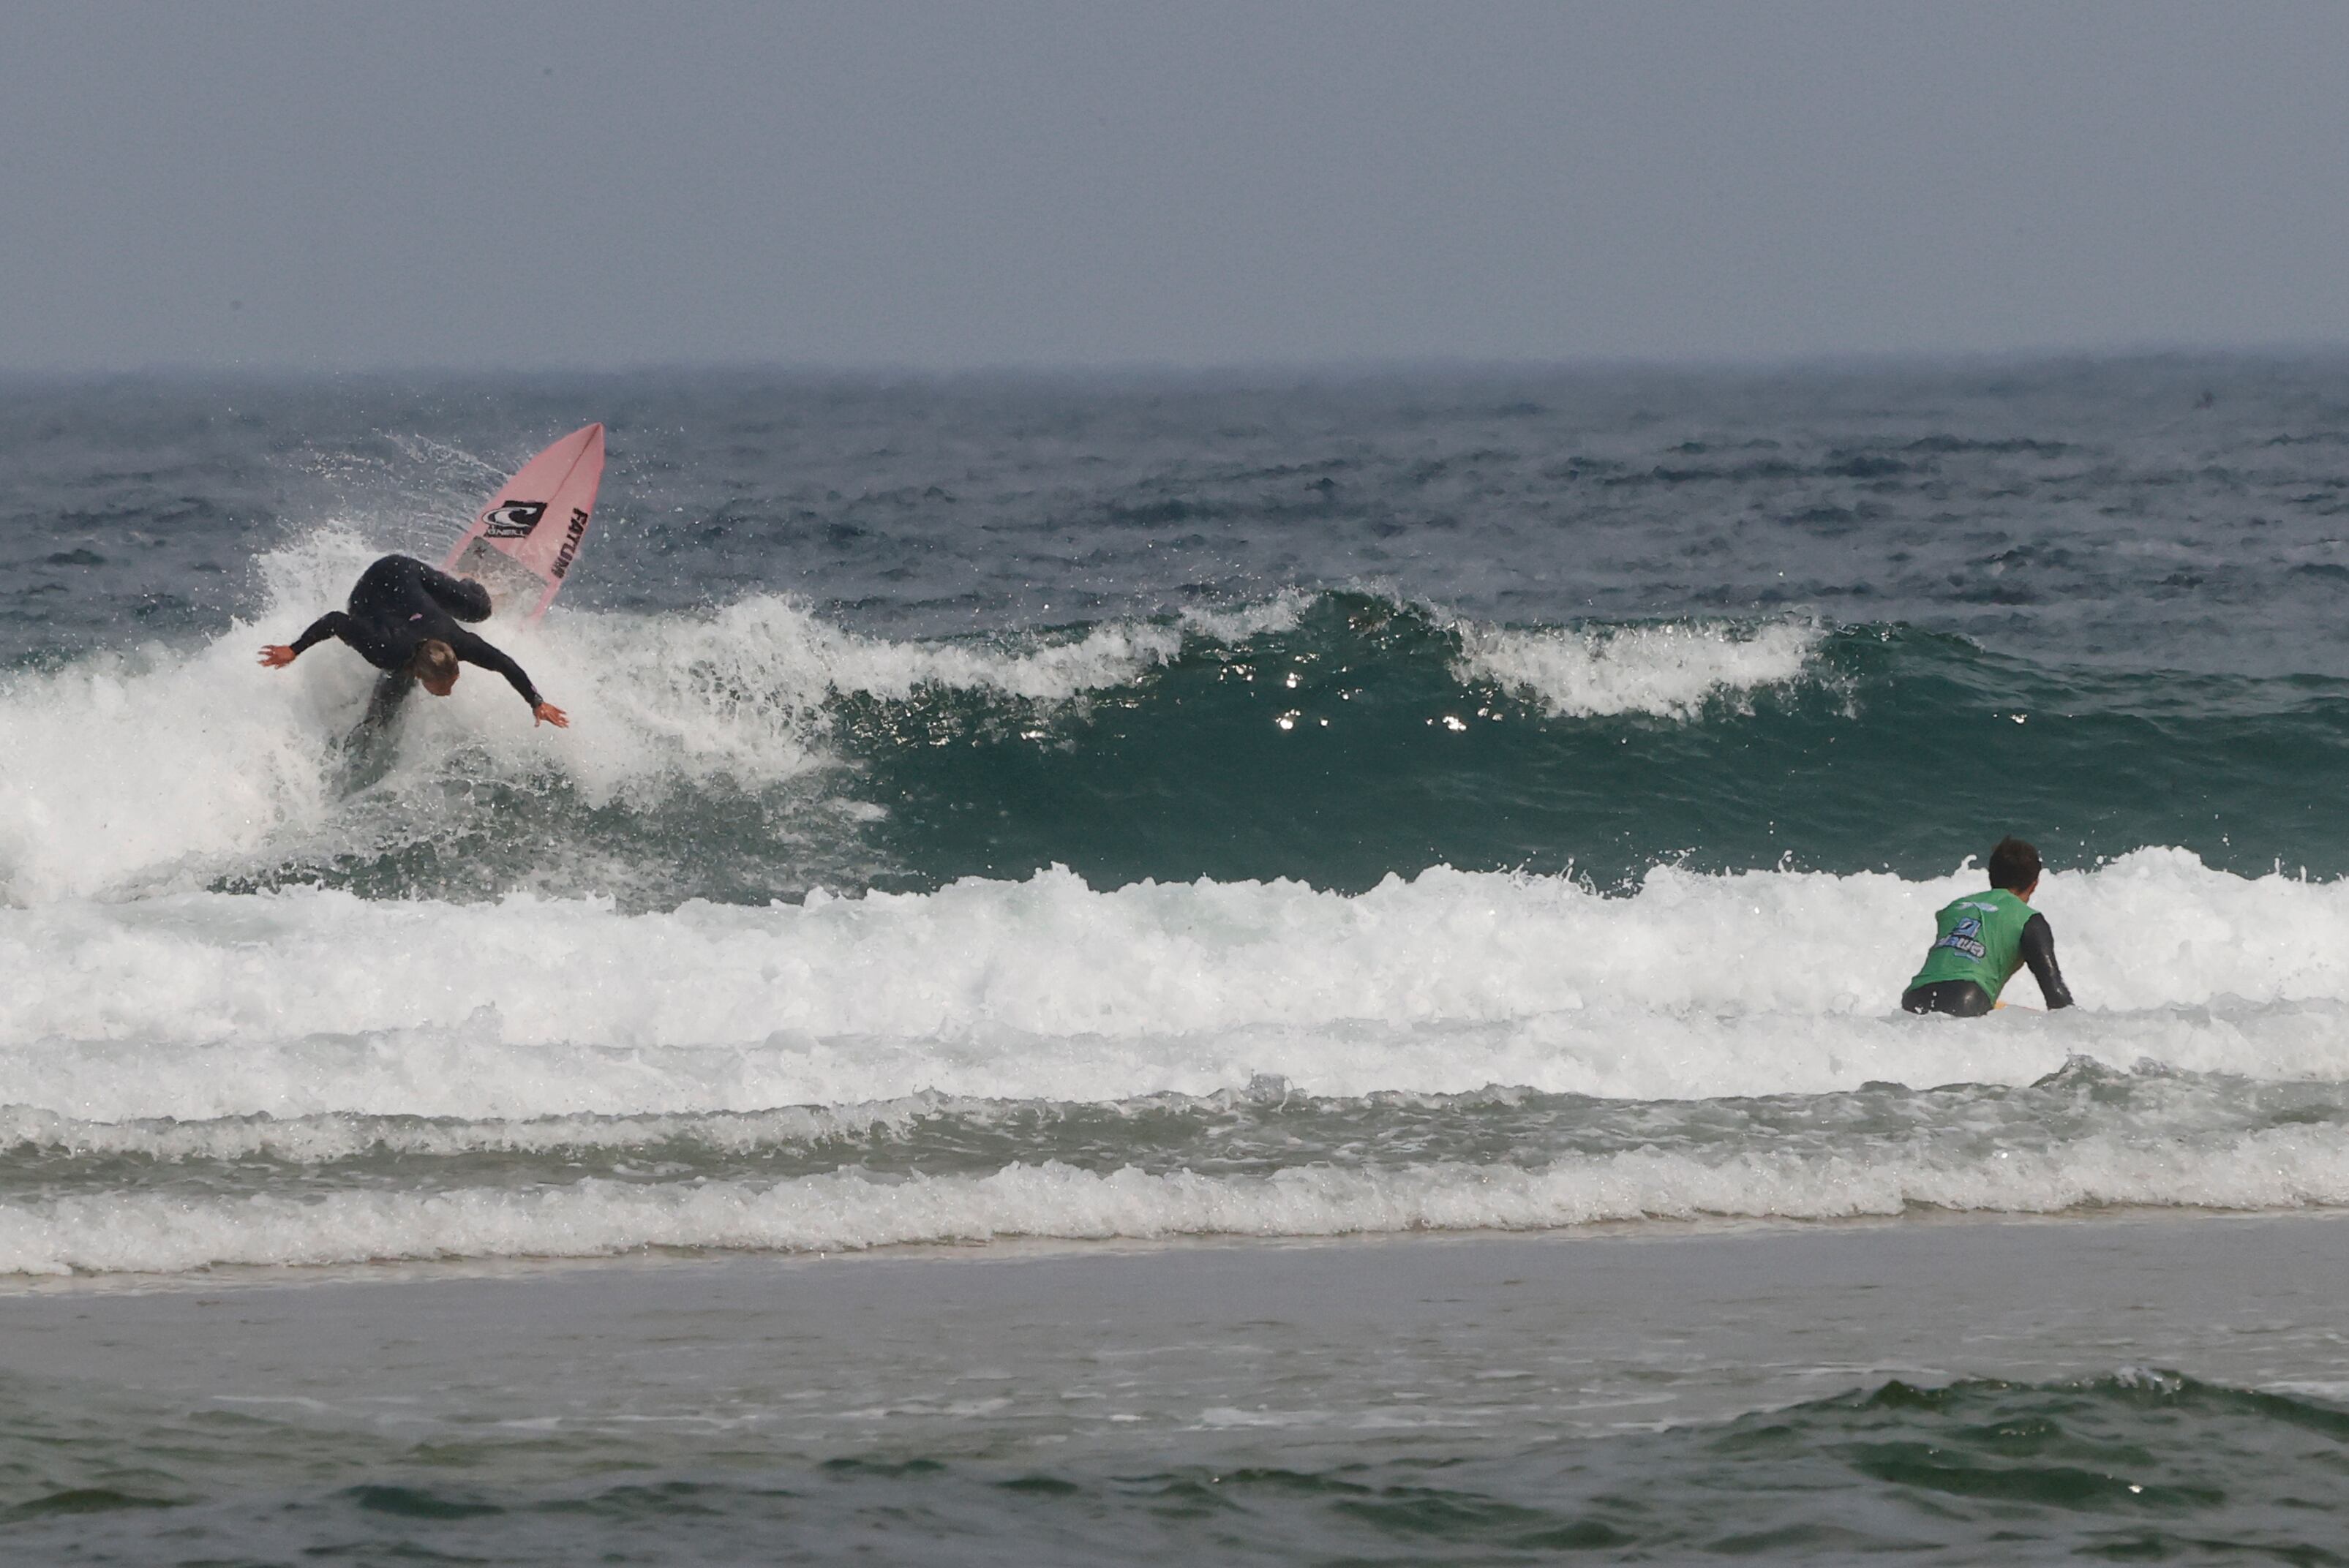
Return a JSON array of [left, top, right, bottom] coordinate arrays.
[[258, 554, 568, 729]]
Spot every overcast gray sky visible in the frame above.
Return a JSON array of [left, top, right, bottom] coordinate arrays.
[[4, 1, 2347, 372]]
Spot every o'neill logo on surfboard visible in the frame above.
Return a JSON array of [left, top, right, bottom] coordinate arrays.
[[441, 423, 604, 622], [481, 501, 548, 539]]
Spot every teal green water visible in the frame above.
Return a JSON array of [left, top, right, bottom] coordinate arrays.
[[854, 600, 2349, 894], [192, 598, 2349, 908]]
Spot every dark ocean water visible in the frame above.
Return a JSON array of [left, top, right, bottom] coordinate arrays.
[[7, 356, 2349, 1562], [4, 1372, 2339, 1567]]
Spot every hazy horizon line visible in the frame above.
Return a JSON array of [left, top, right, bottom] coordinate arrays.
[[6, 339, 2348, 390]]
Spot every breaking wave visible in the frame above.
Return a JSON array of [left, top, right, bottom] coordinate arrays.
[[0, 528, 1838, 906]]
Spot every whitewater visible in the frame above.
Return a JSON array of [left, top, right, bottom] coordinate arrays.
[[6, 560, 2349, 1274], [6, 827, 2349, 1275]]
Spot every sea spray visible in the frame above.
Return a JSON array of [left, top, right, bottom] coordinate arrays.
[[1453, 618, 1822, 718]]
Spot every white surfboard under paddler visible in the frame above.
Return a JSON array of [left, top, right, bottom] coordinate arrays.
[[443, 423, 606, 619]]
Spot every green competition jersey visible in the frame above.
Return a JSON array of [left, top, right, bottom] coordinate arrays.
[[1907, 889, 2034, 998]]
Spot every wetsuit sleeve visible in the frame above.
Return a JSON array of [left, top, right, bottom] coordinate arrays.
[[2018, 913, 2074, 1010], [288, 611, 356, 655], [444, 628, 542, 709], [416, 562, 494, 625]]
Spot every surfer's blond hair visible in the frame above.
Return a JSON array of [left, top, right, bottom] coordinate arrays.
[[411, 640, 459, 686]]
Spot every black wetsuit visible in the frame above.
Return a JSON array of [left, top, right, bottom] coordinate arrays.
[[290, 555, 541, 711], [1901, 913, 2075, 1017]]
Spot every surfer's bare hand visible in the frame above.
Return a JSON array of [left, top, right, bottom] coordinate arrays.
[[534, 701, 570, 728], [259, 645, 298, 668]]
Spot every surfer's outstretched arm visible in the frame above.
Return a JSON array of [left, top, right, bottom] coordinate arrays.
[[2018, 914, 2074, 1009], [443, 629, 538, 706], [443, 629, 569, 727], [260, 611, 357, 666], [290, 611, 356, 652]]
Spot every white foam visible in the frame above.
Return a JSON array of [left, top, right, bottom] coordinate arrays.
[[1454, 618, 1821, 718], [6, 851, 2349, 1123], [7, 1128, 2347, 1275]]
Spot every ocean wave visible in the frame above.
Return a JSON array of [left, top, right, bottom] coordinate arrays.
[[0, 528, 1244, 905], [1176, 589, 1312, 644], [0, 1101, 928, 1166], [0, 523, 1869, 905], [7, 1128, 2348, 1275], [0, 1065, 2329, 1188], [21, 530, 2347, 914], [5, 1000, 2346, 1130]]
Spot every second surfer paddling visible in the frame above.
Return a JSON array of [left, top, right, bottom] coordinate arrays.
[[259, 554, 568, 731], [1901, 835, 2073, 1017]]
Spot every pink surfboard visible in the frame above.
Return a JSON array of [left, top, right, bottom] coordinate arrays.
[[441, 423, 605, 621]]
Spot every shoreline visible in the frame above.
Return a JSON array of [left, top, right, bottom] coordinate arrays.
[[6, 1207, 2345, 1455], [7, 1172, 2345, 1562], [0, 1199, 2340, 1300]]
